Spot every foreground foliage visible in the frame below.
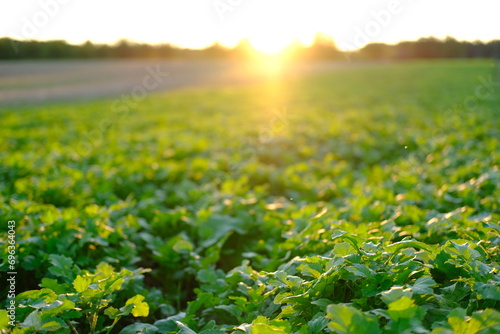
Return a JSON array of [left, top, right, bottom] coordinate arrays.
[[1, 60, 499, 333]]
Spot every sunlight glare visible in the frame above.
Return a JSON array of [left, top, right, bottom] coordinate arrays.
[[257, 54, 284, 78], [250, 39, 290, 56]]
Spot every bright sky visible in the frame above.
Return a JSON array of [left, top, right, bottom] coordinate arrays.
[[1, 0, 499, 53]]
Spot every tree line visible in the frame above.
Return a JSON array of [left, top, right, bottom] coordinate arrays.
[[0, 36, 499, 60]]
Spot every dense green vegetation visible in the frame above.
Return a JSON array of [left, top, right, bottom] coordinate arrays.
[[1, 60, 499, 333]]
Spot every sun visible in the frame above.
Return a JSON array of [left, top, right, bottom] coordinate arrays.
[[248, 36, 291, 56]]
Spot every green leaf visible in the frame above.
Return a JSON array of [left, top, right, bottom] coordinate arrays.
[[301, 264, 322, 278], [387, 296, 421, 321], [16, 289, 58, 308], [471, 308, 500, 331], [446, 241, 481, 260], [59, 309, 82, 320], [125, 295, 149, 317], [474, 282, 500, 300], [100, 269, 131, 293], [0, 310, 10, 329], [250, 316, 291, 334], [447, 308, 481, 333], [346, 264, 375, 278], [386, 240, 432, 259], [176, 321, 197, 334], [40, 278, 68, 295], [96, 262, 115, 275], [333, 242, 356, 257], [199, 329, 226, 334], [48, 254, 75, 278], [331, 229, 347, 241], [308, 312, 329, 333], [48, 254, 74, 269], [381, 287, 413, 305], [119, 304, 135, 316], [119, 323, 158, 334], [326, 304, 381, 334], [311, 298, 334, 311], [153, 313, 186, 332], [41, 299, 75, 318], [197, 269, 218, 284], [104, 306, 120, 319], [273, 292, 293, 305], [215, 304, 242, 319], [198, 215, 246, 248], [448, 308, 500, 334], [40, 317, 68, 331], [410, 276, 437, 295], [173, 239, 194, 253], [73, 275, 91, 293], [22, 310, 43, 329]]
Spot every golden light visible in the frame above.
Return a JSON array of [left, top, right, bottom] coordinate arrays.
[[243, 25, 299, 56], [249, 38, 291, 56], [257, 54, 284, 78]]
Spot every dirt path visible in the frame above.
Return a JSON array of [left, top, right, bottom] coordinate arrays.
[[0, 59, 354, 107]]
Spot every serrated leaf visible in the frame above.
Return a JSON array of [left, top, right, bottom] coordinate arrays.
[[474, 282, 500, 300], [250, 316, 291, 334], [346, 263, 375, 278], [73, 275, 91, 293], [308, 312, 329, 333], [96, 262, 115, 276], [333, 242, 355, 257], [410, 276, 437, 295], [40, 278, 67, 295], [326, 304, 380, 334], [387, 296, 421, 321], [48, 254, 74, 269]]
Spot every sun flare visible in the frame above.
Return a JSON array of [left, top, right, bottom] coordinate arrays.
[[248, 37, 291, 56]]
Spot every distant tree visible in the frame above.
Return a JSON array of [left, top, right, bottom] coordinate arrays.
[[231, 38, 255, 59], [115, 39, 133, 58], [490, 40, 500, 59], [0, 36, 499, 61], [281, 39, 307, 61], [358, 43, 393, 60], [205, 42, 229, 59], [308, 33, 342, 60], [0, 38, 18, 59], [80, 40, 97, 58]]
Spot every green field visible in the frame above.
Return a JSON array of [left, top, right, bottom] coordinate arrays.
[[1, 60, 500, 333]]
